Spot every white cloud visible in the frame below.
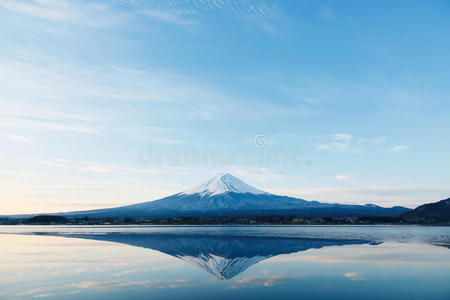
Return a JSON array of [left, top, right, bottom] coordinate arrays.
[[0, 0, 128, 27], [122, 0, 286, 34], [0, 0, 70, 22], [390, 145, 407, 152], [0, 118, 97, 134], [0, 158, 198, 214], [273, 185, 450, 208], [3, 133, 32, 142], [317, 142, 350, 151], [344, 272, 366, 280], [0, 55, 220, 137], [317, 6, 334, 19], [318, 134, 389, 153], [318, 133, 354, 151], [233, 275, 295, 288], [84, 166, 109, 173], [317, 133, 355, 151], [0, 0, 289, 35], [0, 52, 321, 140], [335, 173, 354, 181], [334, 133, 352, 142], [142, 10, 195, 26]]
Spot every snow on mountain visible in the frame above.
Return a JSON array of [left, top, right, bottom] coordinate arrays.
[[33, 232, 380, 280], [178, 253, 269, 280], [12, 172, 411, 219], [181, 173, 269, 196]]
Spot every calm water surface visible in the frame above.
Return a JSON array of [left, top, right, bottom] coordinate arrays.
[[1, 225, 449, 300]]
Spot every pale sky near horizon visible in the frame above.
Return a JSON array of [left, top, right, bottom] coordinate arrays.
[[1, 0, 450, 214]]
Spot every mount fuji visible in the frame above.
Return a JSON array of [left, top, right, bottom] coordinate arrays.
[[30, 232, 379, 279], [33, 173, 409, 219]]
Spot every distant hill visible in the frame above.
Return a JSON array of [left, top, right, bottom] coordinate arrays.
[[10, 173, 410, 219], [401, 198, 450, 224], [24, 215, 68, 225]]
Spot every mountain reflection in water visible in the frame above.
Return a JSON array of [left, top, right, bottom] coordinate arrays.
[[42, 232, 381, 279]]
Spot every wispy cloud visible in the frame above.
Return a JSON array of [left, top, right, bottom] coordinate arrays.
[[0, 51, 321, 140], [344, 272, 366, 280], [317, 6, 334, 19], [0, 0, 128, 27], [335, 173, 354, 181], [0, 54, 220, 138], [0, 156, 199, 214], [232, 275, 296, 288], [271, 242, 450, 264], [334, 133, 353, 142], [0, 0, 289, 34], [276, 186, 450, 208], [318, 143, 349, 151], [318, 133, 355, 152], [35, 158, 194, 176], [15, 278, 194, 299], [390, 145, 407, 152], [120, 0, 286, 34], [3, 133, 32, 142], [142, 9, 195, 26], [318, 133, 390, 153], [71, 279, 192, 289]]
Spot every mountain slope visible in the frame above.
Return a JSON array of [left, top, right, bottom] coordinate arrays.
[[181, 173, 268, 196], [401, 198, 450, 223], [39, 232, 379, 279], [47, 173, 410, 218]]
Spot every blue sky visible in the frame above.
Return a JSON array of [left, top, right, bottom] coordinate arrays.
[[1, 0, 449, 213]]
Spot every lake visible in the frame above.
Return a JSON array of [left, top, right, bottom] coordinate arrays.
[[1, 225, 449, 300]]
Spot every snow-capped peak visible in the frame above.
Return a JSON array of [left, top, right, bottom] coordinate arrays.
[[178, 253, 269, 280], [181, 173, 269, 197]]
